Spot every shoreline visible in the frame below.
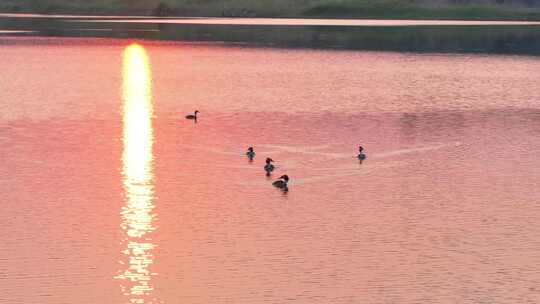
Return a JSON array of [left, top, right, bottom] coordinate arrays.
[[71, 17, 540, 27], [2, 12, 540, 24], [3, 13, 540, 28], [2, 2, 540, 22]]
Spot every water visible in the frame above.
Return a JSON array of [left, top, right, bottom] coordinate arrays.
[[2, 15, 540, 54], [1, 33, 540, 304]]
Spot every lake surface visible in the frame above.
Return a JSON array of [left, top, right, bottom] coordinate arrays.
[[1, 24, 540, 304], [2, 14, 540, 54]]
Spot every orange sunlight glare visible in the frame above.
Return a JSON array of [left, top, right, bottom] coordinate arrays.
[[116, 43, 157, 304]]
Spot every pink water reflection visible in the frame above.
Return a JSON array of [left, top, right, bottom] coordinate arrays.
[[0, 38, 539, 304]]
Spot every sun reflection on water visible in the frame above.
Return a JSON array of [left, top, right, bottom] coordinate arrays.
[[116, 43, 157, 304]]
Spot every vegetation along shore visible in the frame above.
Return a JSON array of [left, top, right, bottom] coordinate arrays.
[[2, 0, 540, 20]]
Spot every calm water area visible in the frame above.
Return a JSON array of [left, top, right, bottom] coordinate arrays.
[[1, 14, 540, 304]]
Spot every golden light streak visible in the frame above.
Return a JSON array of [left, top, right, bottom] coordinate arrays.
[[116, 43, 157, 304]]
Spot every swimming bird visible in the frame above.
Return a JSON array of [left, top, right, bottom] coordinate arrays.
[[246, 147, 255, 160], [264, 158, 275, 176], [185, 110, 199, 120], [272, 175, 289, 191], [358, 145, 366, 160]]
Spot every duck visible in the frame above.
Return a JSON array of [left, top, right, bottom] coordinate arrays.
[[272, 175, 289, 191], [264, 158, 275, 176], [246, 147, 255, 160], [185, 110, 199, 120], [358, 145, 366, 161]]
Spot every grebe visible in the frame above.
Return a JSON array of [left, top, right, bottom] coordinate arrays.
[[358, 145, 366, 160], [185, 110, 199, 120], [264, 158, 274, 176], [246, 147, 255, 160], [272, 175, 289, 191]]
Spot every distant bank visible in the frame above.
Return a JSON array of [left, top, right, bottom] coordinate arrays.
[[2, 0, 540, 21]]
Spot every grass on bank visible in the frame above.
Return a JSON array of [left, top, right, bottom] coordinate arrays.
[[1, 0, 540, 20]]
